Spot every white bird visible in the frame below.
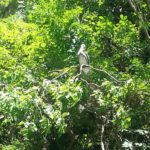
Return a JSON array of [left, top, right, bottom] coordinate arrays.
[[77, 44, 90, 74]]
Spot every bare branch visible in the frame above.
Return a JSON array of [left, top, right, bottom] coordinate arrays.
[[49, 65, 126, 84], [127, 0, 150, 43], [48, 70, 61, 74], [80, 78, 101, 89], [50, 66, 77, 81], [77, 65, 126, 83], [89, 65, 126, 83], [128, 0, 137, 12], [101, 124, 105, 150]]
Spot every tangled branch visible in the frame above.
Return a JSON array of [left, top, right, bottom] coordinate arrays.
[[49, 65, 127, 84]]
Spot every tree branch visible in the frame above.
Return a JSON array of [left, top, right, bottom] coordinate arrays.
[[48, 70, 62, 74], [49, 65, 126, 84], [80, 78, 101, 89], [50, 66, 77, 81], [101, 124, 105, 150], [128, 0, 137, 12], [146, 0, 150, 11], [89, 65, 126, 83], [127, 0, 150, 44]]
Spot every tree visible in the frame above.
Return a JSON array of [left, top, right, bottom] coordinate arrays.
[[0, 0, 150, 149]]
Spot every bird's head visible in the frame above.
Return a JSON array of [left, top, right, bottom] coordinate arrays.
[[80, 44, 86, 51], [77, 44, 86, 55]]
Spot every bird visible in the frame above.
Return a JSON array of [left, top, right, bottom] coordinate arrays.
[[77, 44, 90, 74]]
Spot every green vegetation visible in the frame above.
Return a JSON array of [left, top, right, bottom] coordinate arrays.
[[0, 0, 150, 149]]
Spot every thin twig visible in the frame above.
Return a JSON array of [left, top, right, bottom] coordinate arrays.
[[48, 70, 61, 74], [80, 78, 101, 89], [50, 66, 77, 81], [80, 78, 89, 84], [73, 72, 82, 81]]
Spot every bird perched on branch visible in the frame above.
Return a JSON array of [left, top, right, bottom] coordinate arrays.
[[77, 44, 90, 74]]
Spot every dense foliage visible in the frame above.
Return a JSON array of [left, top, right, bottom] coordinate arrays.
[[0, 0, 150, 149]]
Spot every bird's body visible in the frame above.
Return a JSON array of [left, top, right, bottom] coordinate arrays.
[[77, 44, 90, 74]]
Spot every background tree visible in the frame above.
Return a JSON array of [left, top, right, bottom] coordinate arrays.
[[0, 0, 150, 149]]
